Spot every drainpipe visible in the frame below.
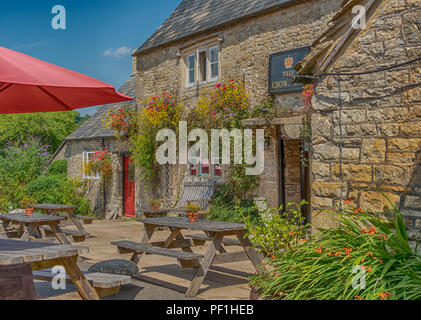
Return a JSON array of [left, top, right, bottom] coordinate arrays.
[[101, 138, 107, 218]]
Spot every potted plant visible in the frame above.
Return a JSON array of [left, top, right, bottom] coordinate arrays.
[[186, 202, 201, 223], [19, 197, 36, 216], [149, 199, 160, 211]]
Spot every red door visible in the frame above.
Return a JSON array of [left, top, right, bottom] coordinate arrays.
[[124, 156, 135, 217]]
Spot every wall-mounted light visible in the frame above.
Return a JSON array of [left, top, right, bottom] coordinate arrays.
[[218, 35, 224, 43]]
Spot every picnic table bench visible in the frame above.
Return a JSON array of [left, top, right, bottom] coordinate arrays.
[[0, 238, 99, 300], [33, 269, 130, 297], [112, 217, 265, 297]]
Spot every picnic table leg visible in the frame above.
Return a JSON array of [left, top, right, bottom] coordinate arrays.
[[67, 209, 88, 235], [164, 228, 181, 248], [185, 232, 223, 297], [235, 230, 266, 274], [59, 255, 100, 300], [131, 224, 156, 265], [47, 221, 72, 245], [20, 223, 38, 241], [0, 220, 10, 237]]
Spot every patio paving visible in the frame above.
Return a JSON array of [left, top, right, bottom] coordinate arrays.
[[35, 219, 254, 300]]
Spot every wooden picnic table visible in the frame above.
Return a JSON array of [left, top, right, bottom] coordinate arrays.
[[112, 217, 265, 297], [0, 212, 72, 245], [32, 204, 90, 236], [142, 208, 188, 218], [0, 238, 99, 300]]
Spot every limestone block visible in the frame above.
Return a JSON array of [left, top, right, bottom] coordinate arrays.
[[359, 191, 401, 212], [332, 164, 373, 182], [400, 122, 421, 137], [312, 181, 347, 198], [374, 165, 405, 185], [404, 195, 421, 209], [387, 152, 416, 164], [311, 196, 332, 208], [388, 138, 421, 152], [361, 139, 386, 163], [312, 162, 331, 179]]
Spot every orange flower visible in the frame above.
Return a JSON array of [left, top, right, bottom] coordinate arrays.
[[354, 295, 365, 300], [344, 199, 351, 205], [378, 292, 392, 300], [300, 238, 307, 243], [367, 251, 373, 257], [379, 260, 383, 264], [315, 248, 323, 254], [344, 248, 353, 255], [289, 231, 294, 236], [367, 267, 373, 272], [361, 258, 365, 263], [354, 208, 363, 214]]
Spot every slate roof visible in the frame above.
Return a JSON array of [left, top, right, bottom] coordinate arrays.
[[134, 0, 299, 54], [65, 76, 136, 141]]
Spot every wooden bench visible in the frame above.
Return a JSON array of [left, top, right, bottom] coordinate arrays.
[[185, 233, 241, 246], [57, 213, 94, 225], [42, 226, 87, 243], [33, 269, 130, 297], [111, 240, 204, 269]]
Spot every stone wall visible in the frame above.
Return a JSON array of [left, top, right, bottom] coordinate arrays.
[[310, 0, 421, 231], [134, 0, 341, 209], [61, 138, 127, 218]]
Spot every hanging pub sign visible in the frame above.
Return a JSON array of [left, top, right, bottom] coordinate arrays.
[[269, 46, 310, 94]]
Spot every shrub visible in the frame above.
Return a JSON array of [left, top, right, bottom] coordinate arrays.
[[207, 186, 258, 223], [244, 200, 310, 258], [250, 200, 421, 300], [46, 159, 68, 175], [26, 175, 92, 216], [0, 138, 50, 211]]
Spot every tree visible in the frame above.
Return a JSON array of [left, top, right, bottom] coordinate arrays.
[[0, 111, 80, 152]]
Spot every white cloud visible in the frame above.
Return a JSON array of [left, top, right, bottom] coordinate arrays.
[[104, 46, 132, 58]]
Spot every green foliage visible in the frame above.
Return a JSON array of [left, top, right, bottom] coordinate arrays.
[[0, 111, 80, 153], [46, 159, 68, 175], [244, 200, 310, 258], [25, 175, 92, 216], [0, 138, 50, 210], [250, 202, 421, 300], [208, 185, 259, 223]]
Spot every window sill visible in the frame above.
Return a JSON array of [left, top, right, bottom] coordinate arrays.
[[182, 80, 219, 93]]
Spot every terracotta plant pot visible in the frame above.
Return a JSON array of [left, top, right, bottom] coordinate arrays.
[[187, 212, 198, 223], [25, 208, 34, 217], [152, 204, 159, 210]]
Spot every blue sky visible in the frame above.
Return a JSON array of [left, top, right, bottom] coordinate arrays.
[[1, 0, 179, 115]]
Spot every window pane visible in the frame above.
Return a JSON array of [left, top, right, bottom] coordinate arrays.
[[198, 51, 207, 82], [187, 55, 195, 84], [188, 55, 195, 69], [190, 164, 198, 176], [210, 48, 218, 63], [211, 63, 218, 79], [214, 165, 222, 177], [189, 69, 195, 84], [210, 47, 218, 79]]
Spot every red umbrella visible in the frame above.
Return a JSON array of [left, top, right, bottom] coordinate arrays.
[[0, 46, 133, 114]]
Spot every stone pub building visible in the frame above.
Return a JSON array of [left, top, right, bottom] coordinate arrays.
[[60, 0, 420, 233]]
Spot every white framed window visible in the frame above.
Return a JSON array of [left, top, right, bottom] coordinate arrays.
[[186, 54, 195, 87], [82, 151, 100, 180], [209, 46, 219, 81], [188, 158, 222, 177], [185, 45, 219, 87]]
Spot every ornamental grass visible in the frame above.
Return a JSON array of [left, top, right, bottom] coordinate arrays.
[[250, 198, 421, 300]]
